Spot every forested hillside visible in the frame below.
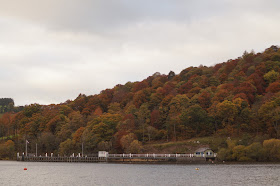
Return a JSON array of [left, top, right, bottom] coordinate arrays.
[[1, 46, 280, 160]]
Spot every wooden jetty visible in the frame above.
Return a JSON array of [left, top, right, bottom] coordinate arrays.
[[18, 156, 106, 163], [17, 152, 216, 163]]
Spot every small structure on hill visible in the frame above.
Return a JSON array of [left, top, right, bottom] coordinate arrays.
[[194, 147, 215, 160]]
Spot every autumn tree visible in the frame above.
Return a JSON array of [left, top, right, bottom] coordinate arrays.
[[233, 98, 251, 134], [214, 100, 238, 135], [38, 132, 58, 154], [263, 139, 280, 161], [133, 88, 151, 108], [136, 103, 151, 142], [59, 138, 76, 156], [108, 102, 122, 114], [0, 140, 15, 159], [167, 94, 190, 140], [266, 82, 280, 93], [180, 104, 209, 137], [150, 109, 161, 129], [120, 133, 136, 153], [198, 91, 212, 108], [264, 70, 279, 84], [72, 127, 85, 143], [259, 101, 280, 138], [128, 140, 143, 153]]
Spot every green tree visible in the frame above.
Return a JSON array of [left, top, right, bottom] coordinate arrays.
[[264, 70, 279, 84], [108, 102, 122, 114], [59, 139, 76, 156], [217, 138, 236, 161], [38, 132, 58, 154], [136, 103, 150, 142], [259, 101, 280, 138], [233, 98, 251, 134], [263, 139, 280, 161], [23, 104, 41, 117], [167, 94, 190, 140], [180, 104, 209, 137], [245, 142, 264, 161], [216, 100, 238, 127], [232, 145, 246, 161], [128, 140, 143, 153]]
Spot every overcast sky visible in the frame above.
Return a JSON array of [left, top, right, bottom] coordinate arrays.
[[0, 0, 280, 106]]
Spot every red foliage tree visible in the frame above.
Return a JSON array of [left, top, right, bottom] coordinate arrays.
[[132, 81, 149, 92], [233, 93, 249, 103], [247, 73, 265, 95], [133, 88, 151, 108], [178, 81, 193, 94], [235, 82, 257, 104], [198, 91, 211, 108], [150, 109, 161, 129], [161, 82, 176, 96], [266, 82, 280, 93]]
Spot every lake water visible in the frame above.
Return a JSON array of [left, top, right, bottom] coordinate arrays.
[[0, 161, 279, 186]]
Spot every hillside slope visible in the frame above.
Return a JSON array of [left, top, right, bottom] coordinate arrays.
[[1, 45, 280, 160]]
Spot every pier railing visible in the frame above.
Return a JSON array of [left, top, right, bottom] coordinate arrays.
[[108, 153, 194, 158], [17, 152, 216, 162]]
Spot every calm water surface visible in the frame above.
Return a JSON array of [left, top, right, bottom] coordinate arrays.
[[0, 161, 279, 186]]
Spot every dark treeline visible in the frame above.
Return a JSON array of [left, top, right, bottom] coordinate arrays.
[[1, 46, 280, 160], [0, 98, 24, 113], [0, 98, 14, 113], [0, 98, 14, 107]]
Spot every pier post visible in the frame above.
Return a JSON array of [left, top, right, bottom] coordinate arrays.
[[25, 140, 28, 157], [82, 143, 84, 157]]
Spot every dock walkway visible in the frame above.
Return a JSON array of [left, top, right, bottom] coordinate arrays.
[[17, 152, 216, 163]]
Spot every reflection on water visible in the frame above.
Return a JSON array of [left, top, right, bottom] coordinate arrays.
[[0, 161, 279, 186]]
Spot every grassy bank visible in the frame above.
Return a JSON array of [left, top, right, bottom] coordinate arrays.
[[142, 136, 227, 154]]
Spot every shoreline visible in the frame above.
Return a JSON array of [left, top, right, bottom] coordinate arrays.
[[2, 159, 280, 165]]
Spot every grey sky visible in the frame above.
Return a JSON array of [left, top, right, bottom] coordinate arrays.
[[0, 0, 279, 106]]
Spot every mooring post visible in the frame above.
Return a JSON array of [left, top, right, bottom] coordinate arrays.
[[25, 140, 28, 158], [82, 142, 84, 157]]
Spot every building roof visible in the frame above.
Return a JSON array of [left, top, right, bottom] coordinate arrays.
[[195, 147, 212, 152]]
